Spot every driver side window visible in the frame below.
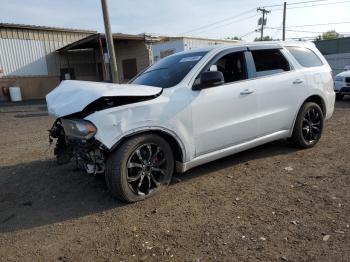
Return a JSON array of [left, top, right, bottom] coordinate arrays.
[[211, 51, 248, 84]]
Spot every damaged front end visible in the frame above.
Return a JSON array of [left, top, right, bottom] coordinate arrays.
[[46, 80, 163, 175], [49, 118, 107, 174]]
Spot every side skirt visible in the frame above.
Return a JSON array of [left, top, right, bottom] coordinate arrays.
[[176, 130, 289, 173]]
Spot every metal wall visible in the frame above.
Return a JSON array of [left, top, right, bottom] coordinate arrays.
[[152, 39, 184, 62], [0, 26, 94, 77], [315, 37, 350, 55], [183, 38, 237, 50], [324, 52, 350, 76], [152, 37, 238, 62], [0, 38, 48, 76]]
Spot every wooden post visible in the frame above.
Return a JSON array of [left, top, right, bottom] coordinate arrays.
[[101, 0, 119, 83], [282, 2, 287, 41], [98, 35, 107, 81]]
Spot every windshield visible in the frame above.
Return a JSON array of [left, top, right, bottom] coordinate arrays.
[[131, 51, 208, 88]]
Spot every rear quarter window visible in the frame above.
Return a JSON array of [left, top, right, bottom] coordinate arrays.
[[286, 46, 323, 68]]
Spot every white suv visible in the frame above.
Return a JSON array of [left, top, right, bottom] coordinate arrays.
[[334, 67, 350, 100], [47, 41, 335, 202]]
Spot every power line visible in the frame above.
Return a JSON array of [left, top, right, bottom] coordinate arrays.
[[264, 0, 342, 8], [181, 8, 256, 35], [269, 0, 350, 11], [239, 30, 258, 38], [270, 21, 350, 29], [265, 27, 350, 34], [179, 0, 350, 39], [192, 14, 258, 35]]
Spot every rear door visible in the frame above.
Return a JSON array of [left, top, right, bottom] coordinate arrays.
[[247, 46, 308, 137]]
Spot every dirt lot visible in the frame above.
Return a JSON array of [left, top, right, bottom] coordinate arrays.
[[0, 99, 349, 262]]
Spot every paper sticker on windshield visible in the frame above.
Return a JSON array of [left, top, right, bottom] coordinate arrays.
[[179, 56, 202, 63]]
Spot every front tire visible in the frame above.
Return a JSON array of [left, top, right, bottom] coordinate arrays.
[[290, 102, 324, 148], [105, 134, 174, 203]]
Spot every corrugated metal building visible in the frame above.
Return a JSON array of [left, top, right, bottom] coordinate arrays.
[[152, 36, 239, 62], [0, 23, 96, 100]]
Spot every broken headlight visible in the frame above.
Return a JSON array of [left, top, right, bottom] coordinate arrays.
[[61, 119, 97, 140]]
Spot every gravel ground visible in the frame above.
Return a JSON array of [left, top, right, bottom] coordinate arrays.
[[0, 99, 349, 262]]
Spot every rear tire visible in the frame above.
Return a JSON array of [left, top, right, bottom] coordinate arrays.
[[336, 93, 344, 100], [105, 134, 174, 203], [290, 102, 324, 148]]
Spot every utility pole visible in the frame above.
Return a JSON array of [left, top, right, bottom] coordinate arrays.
[[282, 2, 287, 41], [257, 7, 270, 41], [101, 0, 118, 83]]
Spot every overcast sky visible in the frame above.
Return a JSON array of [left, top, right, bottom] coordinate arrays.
[[1, 0, 350, 41]]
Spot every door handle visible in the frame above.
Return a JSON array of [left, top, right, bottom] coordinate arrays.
[[240, 88, 255, 95], [293, 79, 304, 84]]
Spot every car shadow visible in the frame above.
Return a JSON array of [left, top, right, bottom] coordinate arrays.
[[0, 160, 123, 233], [174, 140, 297, 183], [335, 96, 350, 109], [0, 139, 299, 233]]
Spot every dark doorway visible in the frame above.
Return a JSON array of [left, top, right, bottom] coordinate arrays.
[[60, 68, 76, 81], [122, 58, 137, 80]]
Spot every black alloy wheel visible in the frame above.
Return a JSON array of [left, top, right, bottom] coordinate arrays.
[[290, 102, 324, 148], [106, 134, 174, 203], [301, 107, 322, 143], [126, 143, 168, 196]]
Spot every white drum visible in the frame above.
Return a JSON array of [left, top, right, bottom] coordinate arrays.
[[9, 86, 22, 102]]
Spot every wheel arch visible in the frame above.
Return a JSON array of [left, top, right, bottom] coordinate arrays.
[[303, 95, 326, 115], [109, 127, 186, 163], [289, 94, 326, 137]]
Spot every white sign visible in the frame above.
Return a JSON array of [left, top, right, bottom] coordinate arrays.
[[179, 56, 202, 63]]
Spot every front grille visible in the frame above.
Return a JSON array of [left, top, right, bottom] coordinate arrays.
[[345, 77, 350, 83]]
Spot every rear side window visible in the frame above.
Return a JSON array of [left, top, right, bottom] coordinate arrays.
[[251, 49, 290, 77], [286, 46, 323, 68]]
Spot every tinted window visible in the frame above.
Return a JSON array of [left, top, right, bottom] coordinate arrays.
[[194, 51, 247, 87], [286, 46, 323, 68], [212, 52, 247, 83], [252, 49, 290, 77], [131, 51, 207, 88]]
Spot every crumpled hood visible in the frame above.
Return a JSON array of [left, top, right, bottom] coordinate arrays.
[[46, 80, 162, 118]]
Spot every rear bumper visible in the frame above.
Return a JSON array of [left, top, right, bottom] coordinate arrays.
[[324, 91, 335, 121]]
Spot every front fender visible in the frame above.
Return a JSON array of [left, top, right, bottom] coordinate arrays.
[[84, 93, 194, 162]]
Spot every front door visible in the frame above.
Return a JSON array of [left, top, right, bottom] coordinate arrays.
[[191, 50, 258, 156]]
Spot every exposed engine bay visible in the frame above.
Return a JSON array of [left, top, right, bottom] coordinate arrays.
[[49, 119, 107, 174]]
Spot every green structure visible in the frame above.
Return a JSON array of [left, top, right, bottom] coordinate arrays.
[[314, 37, 350, 55]]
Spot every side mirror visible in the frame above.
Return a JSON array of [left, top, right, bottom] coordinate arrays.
[[193, 71, 224, 90]]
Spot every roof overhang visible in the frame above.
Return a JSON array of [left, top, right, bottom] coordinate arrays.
[[0, 22, 96, 34], [57, 33, 161, 52]]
